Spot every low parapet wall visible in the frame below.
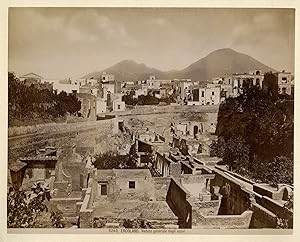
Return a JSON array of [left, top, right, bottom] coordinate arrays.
[[192, 200, 221, 216], [111, 104, 219, 117], [212, 166, 293, 228], [153, 177, 171, 201], [250, 203, 278, 228], [253, 183, 293, 201], [50, 197, 82, 217], [79, 187, 94, 228], [258, 196, 292, 221], [192, 210, 253, 229], [166, 177, 192, 228], [8, 120, 98, 137]]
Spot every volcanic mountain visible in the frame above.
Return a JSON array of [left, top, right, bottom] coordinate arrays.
[[82, 48, 276, 82]]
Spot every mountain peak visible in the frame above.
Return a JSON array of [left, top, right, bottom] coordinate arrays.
[[208, 48, 238, 56], [117, 59, 138, 65], [82, 48, 276, 81]]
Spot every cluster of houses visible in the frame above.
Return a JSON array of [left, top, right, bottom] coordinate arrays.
[[18, 72, 125, 119], [18, 69, 294, 119], [9, 115, 293, 229]]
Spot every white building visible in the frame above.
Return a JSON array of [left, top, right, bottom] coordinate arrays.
[[53, 82, 80, 94], [102, 83, 115, 100], [187, 85, 221, 106], [146, 75, 172, 89], [275, 71, 293, 95], [96, 99, 107, 114], [113, 99, 126, 112], [134, 88, 148, 99], [221, 70, 264, 97]]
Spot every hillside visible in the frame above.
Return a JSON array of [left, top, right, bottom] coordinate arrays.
[[179, 48, 276, 80], [83, 60, 168, 82], [83, 48, 276, 82]]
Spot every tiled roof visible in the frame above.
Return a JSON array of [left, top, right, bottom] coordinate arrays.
[[9, 161, 27, 172], [20, 156, 58, 162]]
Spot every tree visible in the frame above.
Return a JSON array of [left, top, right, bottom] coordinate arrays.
[[262, 72, 278, 99], [7, 183, 64, 228], [8, 71, 82, 126], [210, 137, 226, 158], [257, 156, 293, 185], [122, 89, 138, 106], [211, 84, 293, 185], [93, 148, 138, 169], [137, 95, 160, 105]]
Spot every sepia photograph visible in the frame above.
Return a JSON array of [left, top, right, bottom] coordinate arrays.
[[6, 7, 295, 233]]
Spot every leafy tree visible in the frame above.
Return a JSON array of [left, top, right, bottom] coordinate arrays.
[[137, 95, 160, 105], [210, 137, 226, 158], [7, 183, 65, 228], [93, 148, 138, 169], [255, 156, 293, 185], [8, 72, 81, 126], [211, 84, 293, 186], [262, 72, 278, 99], [122, 89, 138, 106]]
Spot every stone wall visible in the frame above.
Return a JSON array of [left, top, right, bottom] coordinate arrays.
[[50, 197, 82, 217], [169, 162, 181, 177], [94, 169, 156, 202], [114, 171, 155, 201], [253, 183, 292, 201], [211, 167, 292, 228], [122, 107, 218, 139], [192, 210, 253, 229], [250, 203, 278, 228], [180, 174, 215, 199], [166, 178, 192, 228], [63, 162, 86, 191], [211, 170, 252, 215], [8, 119, 116, 166], [79, 187, 93, 228], [113, 104, 219, 117], [153, 177, 171, 201], [257, 196, 293, 221], [192, 200, 221, 216]]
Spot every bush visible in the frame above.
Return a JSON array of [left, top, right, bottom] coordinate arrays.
[[123, 219, 152, 228], [7, 183, 64, 228], [93, 146, 138, 169]]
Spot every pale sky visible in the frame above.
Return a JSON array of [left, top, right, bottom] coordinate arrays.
[[8, 8, 295, 79]]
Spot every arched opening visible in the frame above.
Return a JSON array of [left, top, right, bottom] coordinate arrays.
[[282, 187, 290, 201], [197, 144, 202, 154], [193, 125, 199, 138]]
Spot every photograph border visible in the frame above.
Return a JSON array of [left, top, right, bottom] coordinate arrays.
[[1, 1, 299, 242]]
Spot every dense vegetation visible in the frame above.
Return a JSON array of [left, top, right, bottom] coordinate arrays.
[[7, 183, 64, 228], [122, 89, 176, 106], [93, 145, 138, 169], [210, 73, 294, 185], [8, 72, 81, 126], [93, 217, 152, 228]]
